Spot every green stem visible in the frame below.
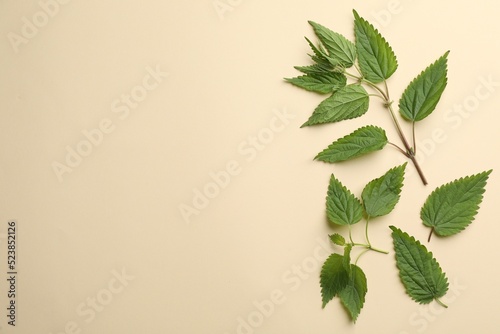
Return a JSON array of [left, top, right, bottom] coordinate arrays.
[[351, 243, 389, 254], [348, 225, 354, 244], [388, 142, 411, 157], [412, 121, 417, 153], [365, 217, 371, 246], [355, 249, 370, 265], [435, 298, 449, 308]]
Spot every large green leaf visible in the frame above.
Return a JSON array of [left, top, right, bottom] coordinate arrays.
[[421, 170, 492, 239], [302, 84, 369, 127], [353, 10, 398, 83], [399, 52, 449, 122], [320, 254, 349, 308], [286, 72, 347, 94], [390, 226, 449, 306], [308, 21, 357, 68], [339, 264, 367, 322], [326, 174, 363, 226], [315, 125, 387, 162], [362, 163, 406, 218]]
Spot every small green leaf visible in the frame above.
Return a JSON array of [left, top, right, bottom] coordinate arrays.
[[339, 264, 367, 322], [302, 84, 369, 126], [326, 174, 363, 226], [353, 10, 398, 83], [362, 163, 407, 218], [320, 254, 349, 308], [286, 72, 347, 94], [305, 36, 329, 63], [329, 233, 346, 246], [390, 226, 449, 306], [399, 52, 449, 122], [421, 170, 492, 239], [308, 21, 357, 68], [315, 125, 388, 163]]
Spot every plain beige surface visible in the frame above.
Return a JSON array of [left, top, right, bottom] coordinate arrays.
[[1, 0, 499, 333]]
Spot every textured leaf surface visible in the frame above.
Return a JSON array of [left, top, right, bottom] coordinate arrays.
[[362, 163, 406, 218], [353, 10, 398, 83], [286, 72, 347, 94], [390, 226, 449, 305], [399, 52, 449, 121], [421, 170, 492, 238], [302, 84, 368, 126], [315, 125, 387, 162], [326, 174, 363, 226], [320, 254, 349, 308], [339, 264, 367, 322], [309, 21, 357, 68]]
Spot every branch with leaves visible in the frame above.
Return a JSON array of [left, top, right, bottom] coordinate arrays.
[[286, 9, 493, 323], [320, 166, 491, 322], [286, 10, 450, 185]]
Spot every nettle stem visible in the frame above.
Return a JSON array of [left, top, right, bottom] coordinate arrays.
[[357, 75, 428, 186]]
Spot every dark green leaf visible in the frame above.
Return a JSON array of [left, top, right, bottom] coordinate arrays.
[[286, 72, 347, 94], [309, 21, 357, 68], [353, 10, 398, 83], [320, 254, 349, 308], [399, 52, 449, 122], [362, 163, 406, 218], [339, 264, 367, 322], [302, 84, 369, 126], [326, 174, 363, 226], [315, 125, 388, 162], [421, 170, 492, 239], [390, 226, 449, 305]]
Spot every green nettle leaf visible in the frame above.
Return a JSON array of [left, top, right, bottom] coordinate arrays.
[[294, 64, 334, 76], [320, 254, 350, 308], [390, 226, 449, 306], [326, 174, 363, 226], [329, 233, 346, 246], [421, 170, 492, 239], [399, 52, 450, 122], [339, 264, 367, 322], [302, 84, 369, 127], [286, 72, 347, 94], [353, 10, 398, 83], [343, 244, 353, 273], [315, 125, 388, 163], [308, 21, 357, 68], [305, 36, 329, 62], [362, 163, 406, 218]]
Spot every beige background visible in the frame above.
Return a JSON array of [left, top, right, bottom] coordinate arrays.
[[1, 0, 499, 333]]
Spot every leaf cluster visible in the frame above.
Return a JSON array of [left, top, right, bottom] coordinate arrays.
[[288, 8, 493, 324], [286, 10, 450, 185]]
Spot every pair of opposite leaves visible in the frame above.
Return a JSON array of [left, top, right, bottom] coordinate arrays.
[[286, 10, 449, 163], [321, 164, 491, 321]]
